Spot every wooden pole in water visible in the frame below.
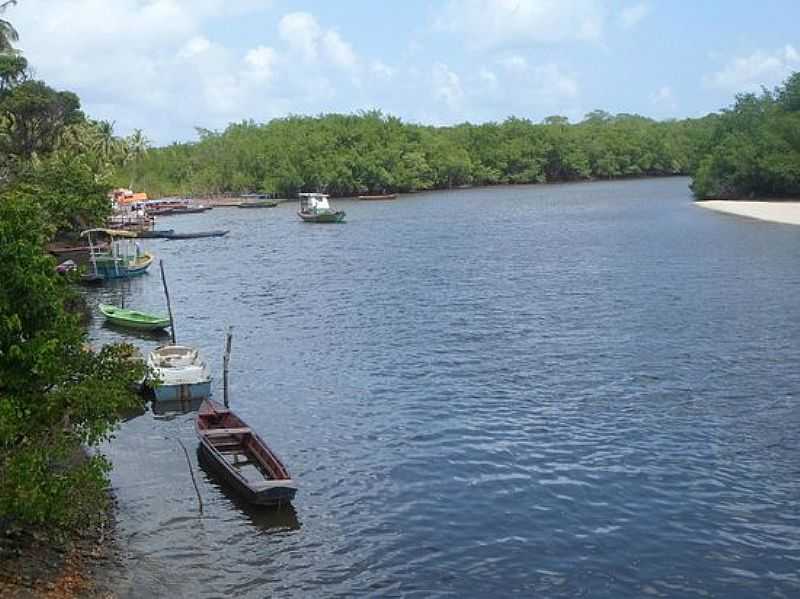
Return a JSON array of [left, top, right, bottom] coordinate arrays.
[[223, 326, 233, 408], [159, 260, 177, 345], [177, 438, 203, 514]]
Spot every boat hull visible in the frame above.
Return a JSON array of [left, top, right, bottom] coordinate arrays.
[[196, 399, 297, 506], [238, 201, 277, 208], [198, 443, 297, 505], [297, 210, 346, 223], [163, 230, 229, 239], [85, 253, 154, 280], [153, 380, 212, 402], [358, 194, 397, 200], [99, 304, 170, 331]]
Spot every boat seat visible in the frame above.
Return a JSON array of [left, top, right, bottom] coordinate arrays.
[[203, 427, 251, 436]]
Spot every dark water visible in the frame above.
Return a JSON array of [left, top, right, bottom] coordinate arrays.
[[88, 178, 800, 598]]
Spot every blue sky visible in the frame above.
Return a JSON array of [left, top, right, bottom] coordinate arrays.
[[9, 1, 800, 144]]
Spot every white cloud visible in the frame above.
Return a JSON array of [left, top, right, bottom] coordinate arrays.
[[705, 45, 800, 92], [370, 60, 394, 80], [620, 3, 650, 29], [7, 1, 585, 142], [432, 63, 464, 111], [498, 55, 528, 72], [650, 85, 677, 112], [322, 31, 357, 69], [179, 36, 212, 59], [279, 12, 322, 62], [244, 46, 277, 82], [435, 0, 605, 47]]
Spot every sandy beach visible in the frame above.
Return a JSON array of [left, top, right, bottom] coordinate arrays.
[[697, 200, 800, 226]]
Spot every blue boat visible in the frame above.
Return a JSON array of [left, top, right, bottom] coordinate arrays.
[[80, 228, 154, 282]]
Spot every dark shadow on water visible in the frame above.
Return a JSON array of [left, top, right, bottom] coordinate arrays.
[[102, 321, 171, 342], [196, 446, 302, 533], [119, 401, 147, 423]]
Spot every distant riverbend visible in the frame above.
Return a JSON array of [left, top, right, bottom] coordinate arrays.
[[90, 177, 800, 597]]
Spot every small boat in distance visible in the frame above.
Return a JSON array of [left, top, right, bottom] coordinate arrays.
[[136, 229, 174, 239], [297, 193, 345, 223], [163, 230, 229, 240], [98, 303, 171, 331], [357, 193, 397, 201], [196, 399, 297, 505], [146, 345, 212, 402], [238, 200, 278, 208]]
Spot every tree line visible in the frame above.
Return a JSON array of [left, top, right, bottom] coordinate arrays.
[[691, 72, 800, 199], [118, 110, 717, 199]]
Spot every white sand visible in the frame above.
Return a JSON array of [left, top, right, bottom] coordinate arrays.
[[697, 200, 800, 226]]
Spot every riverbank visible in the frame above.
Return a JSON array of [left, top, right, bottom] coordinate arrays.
[[696, 200, 800, 225], [0, 455, 125, 598]]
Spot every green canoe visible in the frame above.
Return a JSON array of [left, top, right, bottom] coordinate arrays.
[[99, 303, 171, 331]]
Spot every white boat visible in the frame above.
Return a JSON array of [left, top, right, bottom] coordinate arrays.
[[146, 345, 212, 402], [297, 193, 346, 223]]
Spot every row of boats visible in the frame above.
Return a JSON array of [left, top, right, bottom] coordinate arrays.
[[81, 232, 298, 505]]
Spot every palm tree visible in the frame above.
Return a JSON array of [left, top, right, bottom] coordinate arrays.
[[0, 0, 18, 53], [125, 128, 150, 189]]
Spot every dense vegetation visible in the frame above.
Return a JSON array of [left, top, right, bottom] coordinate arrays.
[[691, 73, 800, 199], [0, 3, 146, 529], [117, 111, 715, 199]]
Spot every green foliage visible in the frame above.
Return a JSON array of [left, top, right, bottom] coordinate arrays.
[[7, 152, 112, 237], [0, 80, 84, 161], [0, 52, 25, 92], [690, 71, 800, 199], [0, 195, 146, 527], [117, 111, 711, 198]]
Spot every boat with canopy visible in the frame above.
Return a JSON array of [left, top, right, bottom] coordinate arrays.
[[80, 228, 154, 282], [297, 193, 345, 223]]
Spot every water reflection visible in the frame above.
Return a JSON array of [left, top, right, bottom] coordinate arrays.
[[151, 397, 205, 417], [102, 321, 172, 342]]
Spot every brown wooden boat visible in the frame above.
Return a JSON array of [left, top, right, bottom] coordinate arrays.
[[195, 399, 297, 505], [357, 193, 397, 200]]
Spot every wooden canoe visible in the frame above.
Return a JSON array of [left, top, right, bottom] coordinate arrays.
[[357, 193, 397, 200], [195, 399, 297, 505], [237, 200, 278, 208], [163, 230, 229, 239], [98, 303, 171, 331]]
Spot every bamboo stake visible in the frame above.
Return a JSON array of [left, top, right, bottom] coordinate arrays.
[[177, 438, 203, 514], [223, 326, 233, 408], [159, 260, 176, 344]]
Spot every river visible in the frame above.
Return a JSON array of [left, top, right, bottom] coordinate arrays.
[[88, 177, 800, 597]]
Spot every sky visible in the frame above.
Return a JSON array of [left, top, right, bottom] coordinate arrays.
[[8, 0, 800, 144]]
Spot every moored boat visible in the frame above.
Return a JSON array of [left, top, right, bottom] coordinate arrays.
[[196, 399, 297, 505], [146, 345, 212, 402], [357, 193, 397, 200], [237, 200, 278, 208], [163, 229, 229, 240], [297, 193, 345, 223], [98, 303, 171, 331], [80, 228, 154, 282], [136, 229, 175, 239]]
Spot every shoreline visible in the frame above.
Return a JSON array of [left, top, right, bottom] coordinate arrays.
[[165, 174, 690, 204], [696, 200, 800, 226]]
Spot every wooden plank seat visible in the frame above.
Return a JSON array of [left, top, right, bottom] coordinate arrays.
[[202, 427, 251, 437]]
